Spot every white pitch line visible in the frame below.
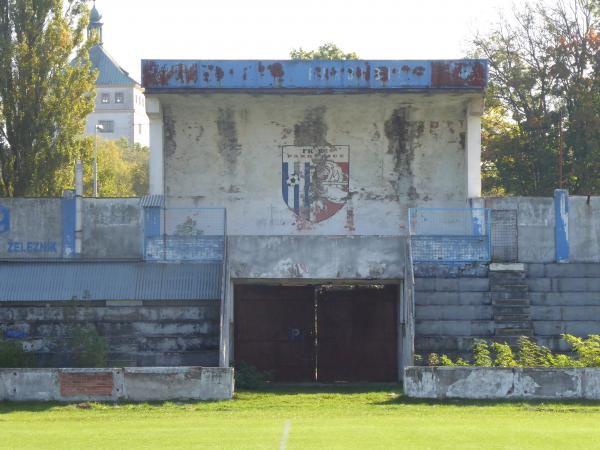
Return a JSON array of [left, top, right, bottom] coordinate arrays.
[[279, 419, 292, 450]]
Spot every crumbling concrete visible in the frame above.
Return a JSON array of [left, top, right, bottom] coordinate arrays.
[[404, 366, 600, 400]]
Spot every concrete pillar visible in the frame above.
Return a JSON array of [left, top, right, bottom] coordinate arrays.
[[146, 97, 164, 196], [466, 97, 484, 200], [555, 189, 569, 263]]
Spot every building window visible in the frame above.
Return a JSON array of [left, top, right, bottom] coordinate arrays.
[[115, 92, 124, 104], [100, 93, 111, 104], [98, 120, 114, 133]]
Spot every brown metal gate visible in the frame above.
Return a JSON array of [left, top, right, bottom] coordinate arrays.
[[234, 285, 316, 382], [234, 284, 398, 382], [317, 285, 398, 382]]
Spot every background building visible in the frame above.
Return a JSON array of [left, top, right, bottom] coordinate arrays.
[[85, 3, 149, 147]]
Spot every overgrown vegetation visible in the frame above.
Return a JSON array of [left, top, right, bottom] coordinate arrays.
[[0, 338, 30, 368], [234, 361, 271, 389], [427, 334, 600, 368], [70, 325, 107, 368], [290, 42, 359, 60]]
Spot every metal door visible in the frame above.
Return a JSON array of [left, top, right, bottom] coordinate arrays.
[[234, 285, 316, 382], [317, 285, 398, 382]]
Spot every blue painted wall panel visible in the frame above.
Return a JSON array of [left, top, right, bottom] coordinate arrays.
[[554, 189, 569, 263], [142, 59, 487, 91], [62, 191, 76, 258]]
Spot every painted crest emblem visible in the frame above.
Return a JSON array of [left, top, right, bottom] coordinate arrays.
[[282, 145, 349, 223]]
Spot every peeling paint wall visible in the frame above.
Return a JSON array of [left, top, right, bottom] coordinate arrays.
[[159, 93, 475, 238]]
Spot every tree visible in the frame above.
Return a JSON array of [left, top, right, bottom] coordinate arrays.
[[82, 138, 149, 197], [474, 0, 600, 196], [0, 0, 96, 197], [290, 42, 359, 60]]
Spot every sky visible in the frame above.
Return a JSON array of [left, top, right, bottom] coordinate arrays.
[[94, 0, 525, 82]]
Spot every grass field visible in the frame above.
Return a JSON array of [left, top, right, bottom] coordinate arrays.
[[2, 385, 600, 449]]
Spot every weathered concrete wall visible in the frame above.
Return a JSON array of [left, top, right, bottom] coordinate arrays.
[[159, 92, 476, 237], [228, 235, 405, 279], [485, 196, 600, 263], [82, 198, 142, 259], [415, 269, 491, 361], [404, 366, 600, 400], [568, 196, 600, 263], [528, 263, 600, 351], [0, 198, 63, 259], [0, 367, 233, 401], [485, 197, 555, 263], [0, 303, 220, 367]]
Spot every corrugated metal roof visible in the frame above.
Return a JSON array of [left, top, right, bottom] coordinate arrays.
[[0, 262, 221, 302], [90, 45, 138, 86]]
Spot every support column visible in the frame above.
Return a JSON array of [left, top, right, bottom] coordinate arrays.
[[554, 189, 569, 263], [146, 97, 164, 196], [466, 97, 484, 200]]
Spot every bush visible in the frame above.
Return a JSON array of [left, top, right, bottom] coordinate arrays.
[[425, 334, 600, 368], [235, 361, 271, 390], [0, 338, 30, 368]]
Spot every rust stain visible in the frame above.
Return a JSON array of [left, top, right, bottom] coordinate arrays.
[[142, 60, 198, 87], [412, 66, 425, 76], [267, 63, 285, 82], [379, 66, 389, 82], [203, 71, 209, 83], [364, 63, 371, 82], [229, 68, 234, 76], [242, 67, 248, 81], [215, 66, 224, 82], [355, 67, 362, 79], [401, 65, 411, 73], [258, 61, 265, 76], [431, 61, 486, 88], [315, 66, 322, 79], [392, 68, 397, 75], [330, 67, 337, 78], [208, 64, 214, 70]]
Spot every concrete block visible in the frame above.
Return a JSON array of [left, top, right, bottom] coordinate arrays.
[[415, 305, 492, 321], [416, 320, 493, 336], [558, 278, 600, 292], [458, 278, 489, 291], [526, 278, 552, 292], [415, 292, 490, 306], [123, 367, 233, 401], [515, 368, 581, 399], [527, 264, 546, 278], [582, 369, 600, 400], [435, 278, 460, 292], [545, 264, 588, 278]]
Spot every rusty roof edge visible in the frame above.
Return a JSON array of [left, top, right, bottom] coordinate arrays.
[[141, 59, 488, 91]]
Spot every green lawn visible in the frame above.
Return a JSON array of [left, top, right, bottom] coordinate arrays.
[[2, 385, 600, 449]]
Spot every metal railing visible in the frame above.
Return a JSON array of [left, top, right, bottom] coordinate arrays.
[[408, 208, 491, 263], [144, 207, 227, 262]]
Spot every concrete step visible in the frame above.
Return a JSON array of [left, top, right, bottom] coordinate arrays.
[[491, 284, 529, 293], [490, 271, 527, 284], [495, 327, 533, 337], [494, 314, 531, 322], [493, 305, 530, 315], [493, 298, 530, 306], [495, 321, 532, 330]]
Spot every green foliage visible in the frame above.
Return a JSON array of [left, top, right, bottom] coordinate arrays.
[[562, 333, 600, 367], [84, 138, 149, 197], [491, 342, 517, 367], [71, 325, 107, 368], [290, 43, 359, 60], [0, 338, 30, 368], [474, 0, 600, 196], [473, 339, 493, 367], [427, 353, 440, 366], [427, 334, 600, 368], [0, 0, 97, 196], [235, 361, 271, 390]]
